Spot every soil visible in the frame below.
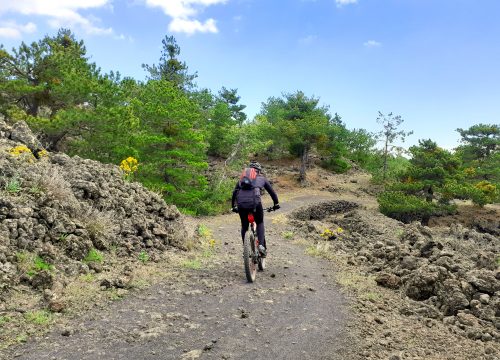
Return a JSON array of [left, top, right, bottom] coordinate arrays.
[[3, 192, 360, 360], [1, 163, 499, 360]]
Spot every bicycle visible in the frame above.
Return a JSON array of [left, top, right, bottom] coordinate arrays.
[[243, 206, 277, 283]]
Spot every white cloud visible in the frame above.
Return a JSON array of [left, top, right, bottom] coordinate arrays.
[[0, 0, 113, 36], [169, 17, 217, 34], [0, 20, 36, 39], [144, 0, 227, 34], [363, 40, 382, 48], [335, 0, 357, 7]]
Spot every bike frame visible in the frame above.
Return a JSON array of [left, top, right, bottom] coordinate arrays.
[[247, 213, 260, 263]]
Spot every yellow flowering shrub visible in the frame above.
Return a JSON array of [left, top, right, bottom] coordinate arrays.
[[120, 157, 139, 176], [320, 227, 344, 240], [9, 145, 35, 162], [37, 149, 49, 159]]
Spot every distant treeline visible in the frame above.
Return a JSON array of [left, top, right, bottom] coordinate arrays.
[[1, 29, 498, 217]]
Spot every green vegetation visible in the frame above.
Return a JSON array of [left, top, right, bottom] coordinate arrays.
[[0, 316, 10, 326], [138, 251, 149, 264], [282, 231, 295, 239], [1, 29, 497, 216], [3, 178, 21, 194], [378, 134, 499, 225], [24, 310, 52, 326], [376, 112, 413, 181], [182, 259, 202, 270], [83, 248, 103, 263]]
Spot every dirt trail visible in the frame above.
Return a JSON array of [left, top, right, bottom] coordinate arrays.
[[4, 194, 358, 360]]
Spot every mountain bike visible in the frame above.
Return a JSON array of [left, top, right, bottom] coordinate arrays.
[[243, 207, 277, 283]]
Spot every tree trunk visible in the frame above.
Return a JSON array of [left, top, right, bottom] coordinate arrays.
[[382, 138, 389, 180], [299, 147, 308, 185], [421, 185, 433, 226]]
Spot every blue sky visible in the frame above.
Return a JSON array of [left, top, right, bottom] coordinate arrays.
[[1, 0, 499, 150]]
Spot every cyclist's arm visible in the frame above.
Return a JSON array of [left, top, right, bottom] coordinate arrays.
[[231, 181, 240, 207], [263, 179, 279, 205]]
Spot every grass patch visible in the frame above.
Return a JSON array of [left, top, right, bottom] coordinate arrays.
[[4, 177, 21, 194], [361, 292, 381, 302], [24, 310, 52, 326], [305, 243, 334, 260], [0, 316, 10, 326], [83, 248, 103, 263], [33, 256, 53, 272], [59, 233, 69, 242], [182, 259, 202, 270], [107, 289, 125, 301], [15, 334, 28, 343], [336, 270, 376, 292], [197, 224, 212, 238], [282, 231, 294, 240], [80, 273, 95, 282], [138, 251, 149, 264]]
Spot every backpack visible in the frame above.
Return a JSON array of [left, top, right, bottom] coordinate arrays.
[[240, 167, 257, 190], [237, 168, 261, 209]]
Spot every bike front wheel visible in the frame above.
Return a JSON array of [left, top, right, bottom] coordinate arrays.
[[243, 232, 256, 283]]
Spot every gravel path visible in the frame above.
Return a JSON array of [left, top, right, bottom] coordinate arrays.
[[5, 195, 357, 360]]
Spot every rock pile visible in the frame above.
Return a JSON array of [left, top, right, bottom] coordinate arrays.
[[291, 200, 500, 343], [0, 119, 187, 296]]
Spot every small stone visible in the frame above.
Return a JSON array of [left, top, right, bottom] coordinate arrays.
[[61, 328, 73, 337], [479, 294, 490, 305], [481, 333, 493, 342]]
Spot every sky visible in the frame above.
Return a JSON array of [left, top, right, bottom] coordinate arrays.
[[1, 0, 499, 150]]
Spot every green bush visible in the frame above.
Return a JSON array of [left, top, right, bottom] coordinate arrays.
[[377, 191, 457, 223], [320, 157, 351, 174]]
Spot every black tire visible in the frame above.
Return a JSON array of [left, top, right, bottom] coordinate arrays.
[[243, 232, 256, 283]]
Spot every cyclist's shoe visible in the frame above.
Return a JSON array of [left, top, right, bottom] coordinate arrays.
[[258, 245, 267, 257]]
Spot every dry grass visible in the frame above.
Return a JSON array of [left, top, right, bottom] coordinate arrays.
[[35, 166, 75, 203], [81, 206, 118, 241], [305, 242, 335, 260]]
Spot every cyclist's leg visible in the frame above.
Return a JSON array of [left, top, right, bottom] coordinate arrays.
[[254, 203, 266, 249], [238, 208, 250, 242]]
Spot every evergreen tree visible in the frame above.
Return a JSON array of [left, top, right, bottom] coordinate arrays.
[[376, 112, 413, 180], [260, 91, 335, 183], [378, 139, 461, 225], [0, 28, 94, 117], [142, 35, 197, 90]]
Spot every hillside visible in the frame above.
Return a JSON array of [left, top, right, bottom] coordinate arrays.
[[0, 120, 499, 359]]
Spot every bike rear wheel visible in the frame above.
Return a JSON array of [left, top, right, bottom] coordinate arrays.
[[243, 232, 256, 283]]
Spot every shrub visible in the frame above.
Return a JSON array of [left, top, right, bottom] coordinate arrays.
[[35, 166, 74, 203], [320, 157, 351, 174], [83, 248, 103, 263], [3, 177, 21, 194], [82, 207, 118, 241], [138, 251, 149, 264], [378, 191, 437, 223]]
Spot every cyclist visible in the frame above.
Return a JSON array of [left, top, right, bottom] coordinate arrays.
[[232, 161, 280, 257]]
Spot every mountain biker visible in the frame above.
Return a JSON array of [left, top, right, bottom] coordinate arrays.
[[231, 161, 280, 257]]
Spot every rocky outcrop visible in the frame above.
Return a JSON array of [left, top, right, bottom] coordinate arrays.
[[291, 201, 500, 343], [0, 120, 188, 298]]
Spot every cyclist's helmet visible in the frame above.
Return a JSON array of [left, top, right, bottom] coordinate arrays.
[[249, 161, 262, 172]]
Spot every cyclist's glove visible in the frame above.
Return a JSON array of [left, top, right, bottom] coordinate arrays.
[[273, 203, 281, 211], [231, 206, 239, 213]]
